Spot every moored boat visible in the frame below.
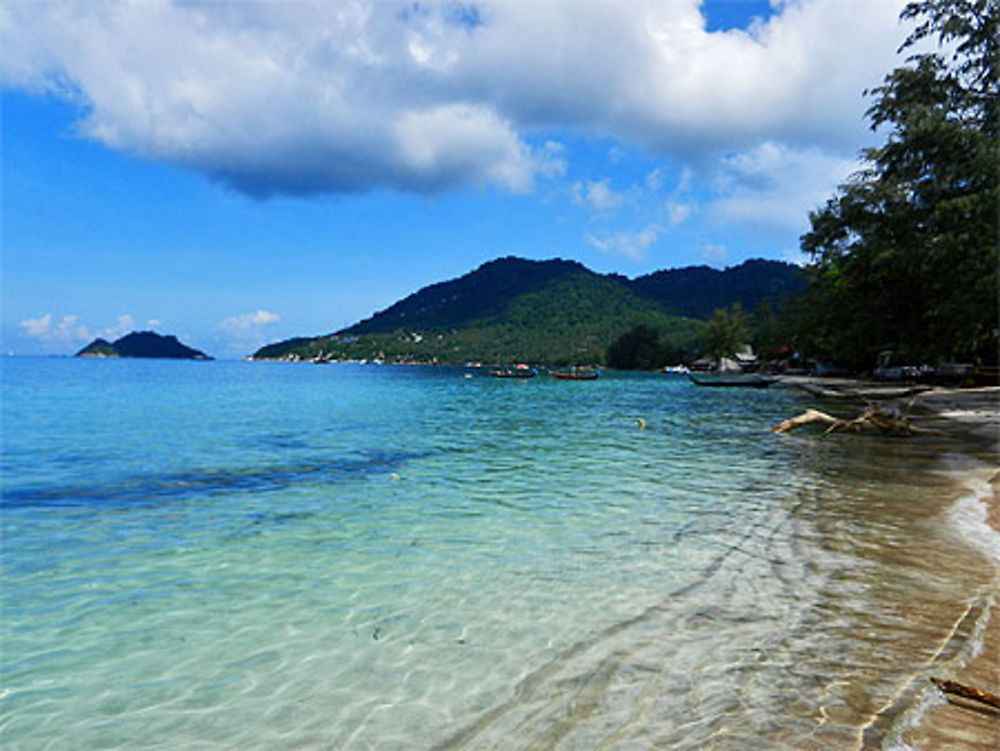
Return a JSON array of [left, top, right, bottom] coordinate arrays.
[[688, 373, 777, 388], [491, 364, 537, 378], [550, 370, 599, 380]]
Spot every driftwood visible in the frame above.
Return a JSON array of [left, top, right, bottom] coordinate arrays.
[[931, 677, 1000, 710], [771, 409, 840, 433], [771, 405, 943, 437]]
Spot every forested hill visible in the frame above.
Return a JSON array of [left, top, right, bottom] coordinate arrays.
[[344, 256, 805, 337], [76, 331, 212, 360], [252, 256, 806, 364], [347, 257, 589, 335], [630, 259, 808, 320]]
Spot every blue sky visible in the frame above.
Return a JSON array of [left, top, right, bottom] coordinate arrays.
[[2, 0, 909, 357]]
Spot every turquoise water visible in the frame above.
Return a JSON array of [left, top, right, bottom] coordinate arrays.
[[2, 358, 996, 749]]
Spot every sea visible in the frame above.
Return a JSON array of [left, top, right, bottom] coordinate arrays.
[[2, 357, 998, 750]]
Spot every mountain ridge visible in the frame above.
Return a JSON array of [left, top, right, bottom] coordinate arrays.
[[347, 257, 589, 335], [253, 256, 806, 364], [631, 258, 810, 320]]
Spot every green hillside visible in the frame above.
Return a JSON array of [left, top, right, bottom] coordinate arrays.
[[630, 259, 808, 319], [77, 331, 212, 360], [252, 256, 804, 365], [347, 257, 588, 334]]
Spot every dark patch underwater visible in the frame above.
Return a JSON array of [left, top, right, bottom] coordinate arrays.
[[1, 450, 429, 510]]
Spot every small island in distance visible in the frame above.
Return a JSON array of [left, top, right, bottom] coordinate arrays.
[[76, 331, 212, 360]]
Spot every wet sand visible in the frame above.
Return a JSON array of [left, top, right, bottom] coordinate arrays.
[[783, 382, 999, 749], [900, 470, 999, 751], [868, 386, 998, 750]]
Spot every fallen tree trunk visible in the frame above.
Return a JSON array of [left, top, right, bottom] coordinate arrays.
[[771, 405, 944, 437], [771, 409, 840, 433]]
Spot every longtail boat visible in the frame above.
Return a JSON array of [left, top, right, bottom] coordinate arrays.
[[550, 370, 599, 380], [491, 365, 537, 378], [688, 373, 777, 388]]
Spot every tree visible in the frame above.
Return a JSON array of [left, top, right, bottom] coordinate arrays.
[[752, 299, 790, 359], [701, 304, 751, 360], [606, 324, 683, 370], [800, 0, 999, 368]]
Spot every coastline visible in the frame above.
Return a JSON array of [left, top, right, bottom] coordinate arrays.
[[784, 380, 999, 749], [5, 362, 996, 748], [895, 469, 999, 750], [900, 388, 999, 750]]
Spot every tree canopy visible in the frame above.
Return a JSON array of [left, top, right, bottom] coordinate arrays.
[[800, 0, 998, 368], [605, 324, 686, 370], [701, 304, 751, 360]]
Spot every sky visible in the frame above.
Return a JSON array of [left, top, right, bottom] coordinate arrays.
[[1, 0, 912, 358]]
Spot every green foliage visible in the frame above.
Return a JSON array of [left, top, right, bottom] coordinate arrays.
[[751, 300, 783, 359], [75, 338, 118, 357], [252, 256, 808, 364], [701, 304, 751, 359], [76, 331, 211, 360], [605, 324, 686, 370], [253, 337, 314, 360], [800, 0, 999, 368], [348, 257, 587, 335], [631, 259, 807, 319]]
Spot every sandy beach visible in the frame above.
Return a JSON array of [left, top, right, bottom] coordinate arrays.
[[904, 388, 999, 750], [783, 380, 999, 749], [899, 471, 999, 750]]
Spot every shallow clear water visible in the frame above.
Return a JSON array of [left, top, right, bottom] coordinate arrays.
[[1, 358, 996, 750]]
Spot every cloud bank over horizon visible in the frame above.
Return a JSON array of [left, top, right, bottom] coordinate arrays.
[[19, 313, 138, 347], [1, 0, 907, 198]]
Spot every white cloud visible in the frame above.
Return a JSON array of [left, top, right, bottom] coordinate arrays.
[[393, 103, 534, 192], [217, 310, 283, 356], [0, 0, 908, 196], [536, 140, 567, 179], [572, 179, 627, 214], [710, 140, 855, 231], [19, 314, 52, 338], [645, 168, 665, 192], [219, 310, 282, 333], [782, 247, 810, 267], [99, 313, 135, 340], [586, 224, 662, 261], [147, 318, 162, 328], [665, 199, 695, 226], [700, 243, 728, 266], [19, 313, 92, 343], [55, 315, 91, 342], [18, 312, 148, 346], [661, 166, 696, 226], [674, 167, 694, 194]]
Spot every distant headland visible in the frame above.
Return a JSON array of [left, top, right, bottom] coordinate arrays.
[[251, 256, 807, 365], [76, 331, 212, 360]]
